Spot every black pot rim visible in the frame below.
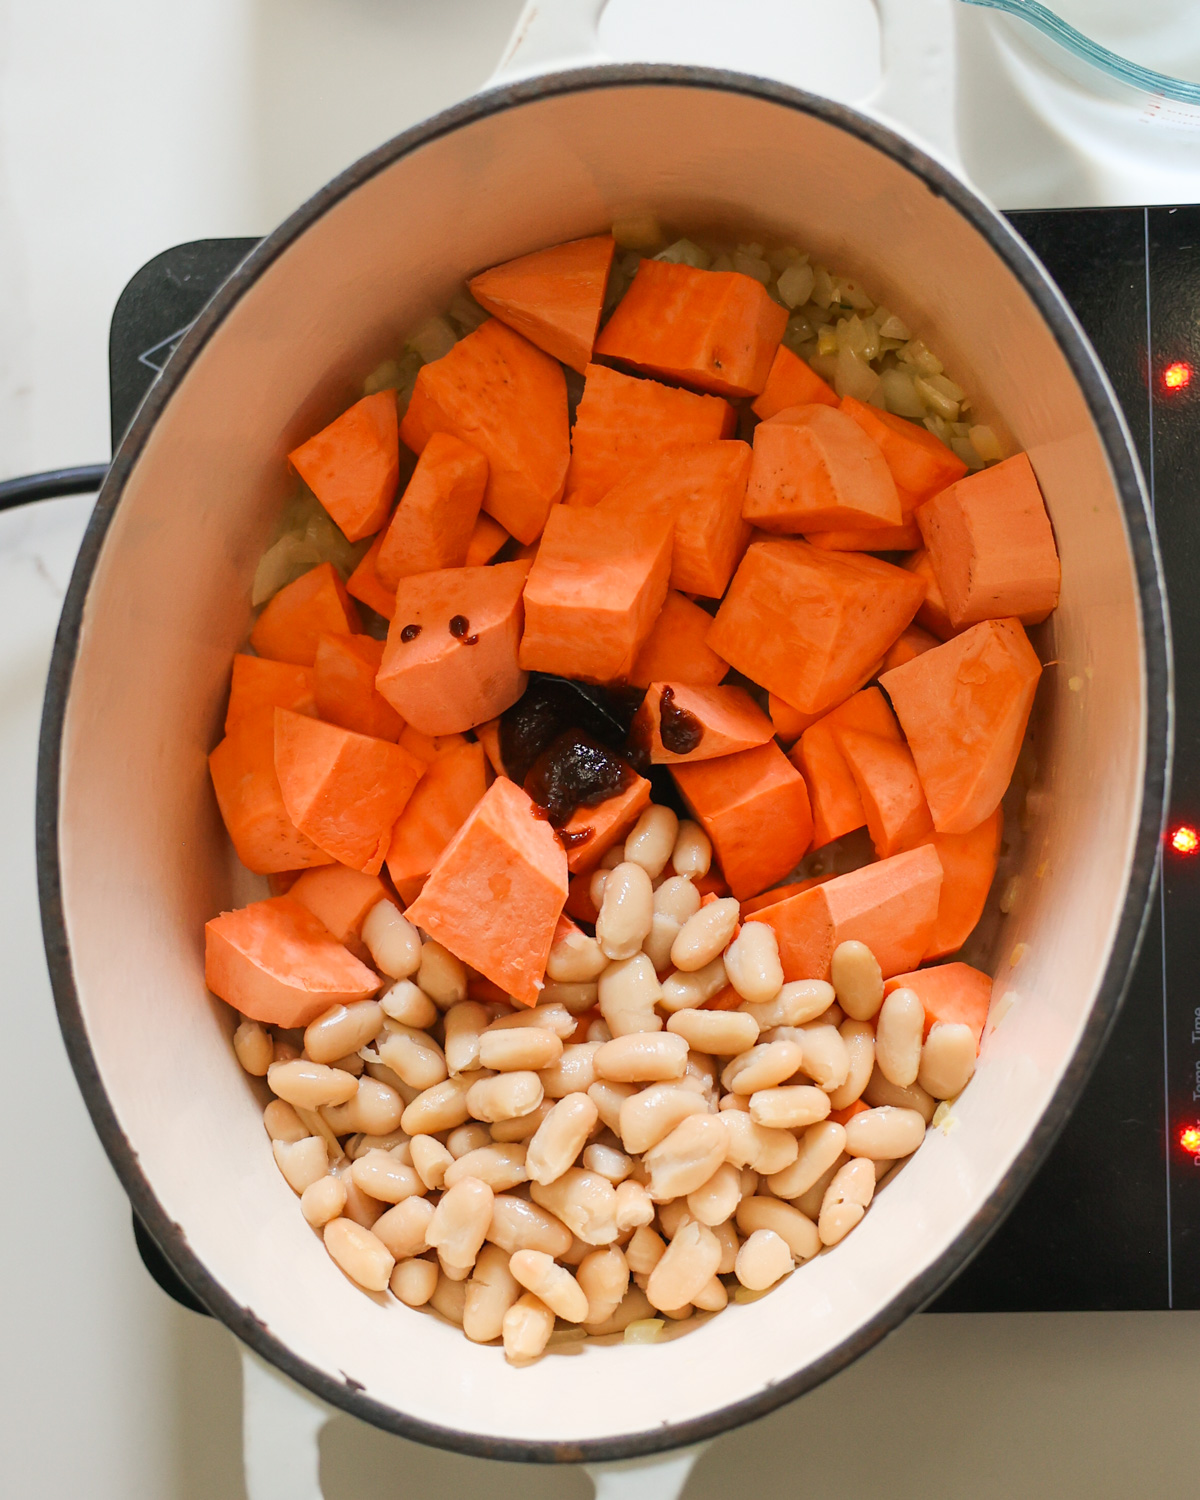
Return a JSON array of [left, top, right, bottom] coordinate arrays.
[[36, 63, 1172, 1466]]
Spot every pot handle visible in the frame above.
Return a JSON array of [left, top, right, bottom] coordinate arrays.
[[489, 0, 962, 168]]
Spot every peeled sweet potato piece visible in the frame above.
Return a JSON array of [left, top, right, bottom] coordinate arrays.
[[205, 895, 380, 1029], [740, 874, 834, 916], [748, 844, 943, 981], [377, 560, 531, 735], [250, 562, 361, 667], [917, 452, 1061, 628], [564, 364, 735, 509], [918, 807, 1003, 960], [744, 404, 902, 533], [386, 739, 492, 903], [903, 548, 956, 640], [313, 633, 404, 741], [561, 773, 652, 875], [707, 538, 924, 715], [880, 618, 1042, 835], [209, 706, 333, 875], [630, 591, 729, 689], [767, 694, 822, 747], [519, 505, 673, 682], [465, 512, 510, 567], [596, 440, 752, 597], [399, 725, 470, 765], [833, 726, 934, 859], [469, 234, 615, 374], [225, 655, 315, 733], [273, 708, 426, 875], [633, 682, 774, 765], [791, 686, 902, 850], [376, 431, 488, 590], [751, 344, 838, 420], [805, 521, 922, 552], [399, 319, 569, 545], [346, 533, 396, 621], [671, 742, 813, 901], [841, 395, 967, 512], [404, 777, 569, 1005], [884, 961, 993, 1047], [288, 391, 400, 542], [882, 624, 939, 673], [289, 866, 400, 960]]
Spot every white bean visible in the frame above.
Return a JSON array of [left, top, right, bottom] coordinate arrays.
[[875, 987, 925, 1087], [267, 1059, 358, 1110], [361, 901, 421, 979], [736, 1195, 820, 1261], [735, 1229, 793, 1291], [595, 1032, 689, 1083], [830, 940, 884, 1021], [918, 1022, 977, 1099], [721, 1040, 804, 1095], [463, 1243, 521, 1343], [489, 1099, 554, 1142], [425, 1176, 494, 1272], [330, 1158, 385, 1228], [863, 1068, 937, 1122], [323, 1217, 394, 1291], [234, 1019, 273, 1076], [417, 941, 468, 1007], [409, 1134, 454, 1190], [643, 913, 682, 974], [660, 957, 729, 1012], [625, 1224, 667, 1276], [647, 1219, 721, 1311], [587, 1079, 638, 1135], [526, 1093, 598, 1186], [263, 1099, 307, 1143], [539, 980, 599, 1013], [377, 1023, 448, 1091], [587, 1019, 613, 1045], [447, 1121, 492, 1157], [583, 1142, 633, 1183], [655, 874, 703, 923], [443, 1001, 489, 1074], [818, 1158, 876, 1245], [740, 979, 835, 1030], [529, 1169, 618, 1245], [749, 1084, 831, 1130], [323, 1077, 405, 1136], [619, 1084, 706, 1154], [845, 1105, 926, 1161], [686, 1161, 742, 1226], [643, 1114, 729, 1201], [595, 862, 654, 960], [502, 1291, 555, 1362], [767, 1120, 847, 1199], [303, 1000, 383, 1065], [614, 1179, 656, 1232], [350, 1150, 425, 1204], [624, 805, 679, 879], [540, 1042, 602, 1098], [487, 1194, 573, 1257], [509, 1249, 589, 1322], [670, 898, 739, 972], [722, 1111, 799, 1175], [826, 1020, 875, 1111], [466, 1072, 544, 1123], [300, 1173, 346, 1228], [546, 926, 608, 983], [598, 954, 664, 1036], [577, 1245, 629, 1326], [373, 1195, 435, 1260], [488, 1003, 577, 1039], [272, 1136, 328, 1194], [379, 979, 438, 1029], [723, 922, 784, 1004], [400, 1075, 474, 1136], [444, 1142, 529, 1191], [589, 869, 610, 911], [390, 1256, 438, 1307], [666, 1008, 759, 1056], [430, 1272, 468, 1323], [479, 1027, 563, 1073], [670, 820, 712, 879], [799, 1024, 850, 1091]]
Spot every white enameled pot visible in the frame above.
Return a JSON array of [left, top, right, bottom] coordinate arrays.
[[38, 0, 1169, 1492]]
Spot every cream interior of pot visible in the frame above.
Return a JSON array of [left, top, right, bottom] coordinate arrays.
[[56, 81, 1147, 1446]]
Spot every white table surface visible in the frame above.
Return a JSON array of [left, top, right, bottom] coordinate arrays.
[[1, 3, 1197, 1496]]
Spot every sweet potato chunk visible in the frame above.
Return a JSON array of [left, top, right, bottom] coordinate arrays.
[[633, 682, 774, 765], [209, 707, 333, 874], [519, 505, 673, 682], [273, 709, 426, 875], [744, 404, 902, 534], [313, 633, 404, 741], [903, 548, 955, 640], [225, 655, 315, 733], [289, 866, 400, 960], [792, 687, 902, 850], [917, 452, 1061, 628], [833, 726, 934, 859], [805, 521, 922, 552], [767, 695, 822, 746], [564, 364, 735, 508], [250, 562, 361, 667], [399, 319, 569, 544], [880, 618, 1042, 834], [205, 896, 379, 1029], [404, 777, 569, 1005], [748, 844, 943, 981], [561, 774, 652, 875], [629, 591, 729, 689], [707, 539, 923, 715], [671, 742, 813, 900], [346, 533, 396, 621], [751, 344, 838, 420], [465, 512, 510, 567], [596, 440, 752, 597], [288, 391, 400, 542], [469, 234, 615, 374], [882, 624, 939, 673], [386, 739, 492, 904], [376, 432, 488, 589], [918, 807, 1003, 960], [841, 395, 967, 511], [399, 726, 470, 765], [377, 560, 530, 735], [884, 961, 993, 1047]]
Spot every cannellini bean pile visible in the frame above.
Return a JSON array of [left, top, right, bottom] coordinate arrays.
[[235, 804, 979, 1364]]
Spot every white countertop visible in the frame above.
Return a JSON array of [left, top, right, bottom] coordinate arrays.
[[2, 3, 1196, 1496]]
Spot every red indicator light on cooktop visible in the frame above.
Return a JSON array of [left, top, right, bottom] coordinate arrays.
[[1170, 825, 1199, 855], [1163, 361, 1192, 391], [1180, 1126, 1200, 1155]]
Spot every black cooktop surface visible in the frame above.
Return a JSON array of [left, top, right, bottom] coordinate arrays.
[[111, 209, 1200, 1316]]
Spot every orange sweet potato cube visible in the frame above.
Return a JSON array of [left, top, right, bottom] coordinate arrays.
[[833, 726, 934, 859], [707, 539, 924, 715], [399, 319, 569, 545], [346, 533, 397, 621], [377, 560, 531, 735], [671, 742, 813, 900], [748, 844, 943, 981], [633, 682, 774, 765], [225, 655, 316, 733], [208, 706, 333, 875], [594, 259, 787, 398], [273, 709, 426, 875], [403, 777, 569, 1005], [743, 404, 902, 533], [250, 562, 361, 667], [560, 773, 652, 875], [884, 961, 993, 1047], [312, 633, 404, 741], [468, 234, 615, 374], [792, 686, 903, 850], [386, 739, 493, 901], [841, 395, 967, 511], [288, 865, 400, 960], [751, 344, 838, 420], [519, 505, 673, 682], [903, 548, 956, 640], [917, 452, 1061, 628], [918, 807, 1003, 960], [465, 512, 510, 567], [287, 391, 400, 542], [629, 591, 729, 689], [205, 896, 380, 1029], [376, 431, 489, 590]]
